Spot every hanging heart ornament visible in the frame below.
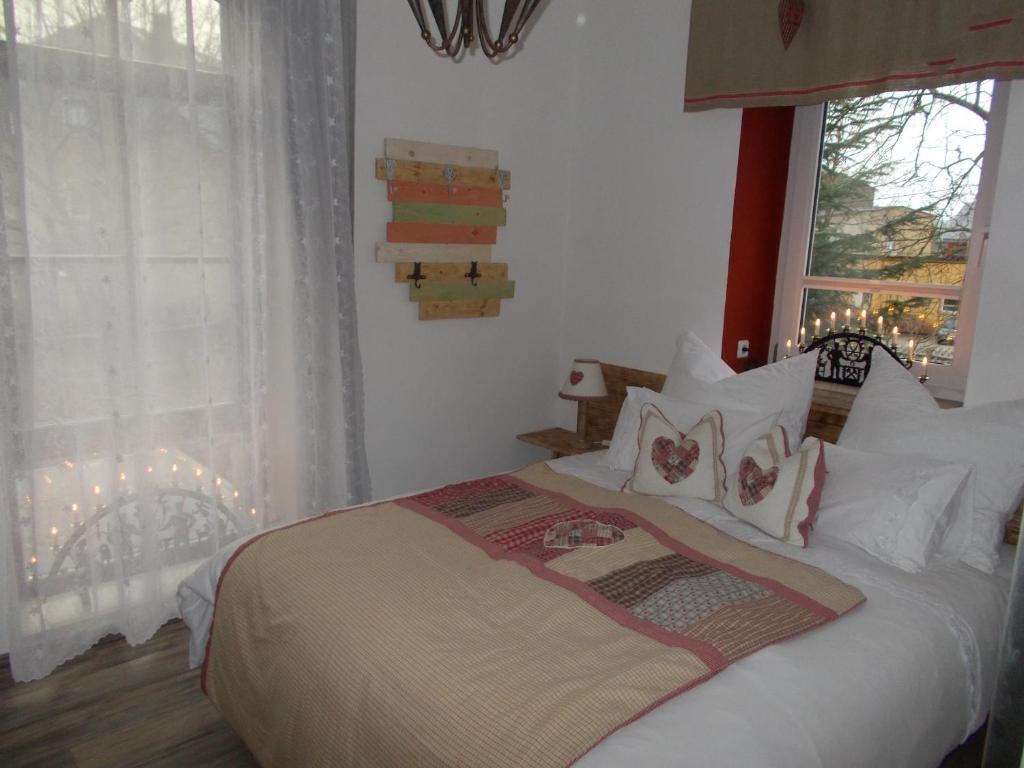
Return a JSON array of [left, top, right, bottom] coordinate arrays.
[[778, 0, 805, 50]]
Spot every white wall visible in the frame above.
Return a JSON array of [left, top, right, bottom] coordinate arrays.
[[353, 1, 585, 498], [353, 0, 744, 490], [554, 0, 741, 426], [965, 81, 1024, 407]]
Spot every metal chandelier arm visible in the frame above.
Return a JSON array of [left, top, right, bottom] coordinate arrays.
[[408, 0, 545, 60]]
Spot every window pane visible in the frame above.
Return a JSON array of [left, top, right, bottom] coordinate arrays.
[[13, 1, 115, 55], [808, 82, 993, 287], [800, 288, 957, 366], [12, 1, 221, 70]]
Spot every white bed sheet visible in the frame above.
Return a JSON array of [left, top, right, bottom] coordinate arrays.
[[177, 452, 1014, 768]]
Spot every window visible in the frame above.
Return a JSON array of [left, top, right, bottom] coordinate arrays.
[[2, 1, 247, 621], [772, 81, 1010, 399]]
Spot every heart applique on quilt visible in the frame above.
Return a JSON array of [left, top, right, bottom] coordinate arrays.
[[738, 456, 780, 506], [651, 435, 700, 484], [543, 519, 625, 549]]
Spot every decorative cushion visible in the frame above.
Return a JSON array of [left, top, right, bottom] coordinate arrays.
[[604, 386, 779, 477], [723, 426, 826, 547], [812, 441, 973, 573], [662, 331, 818, 448], [628, 404, 726, 502], [839, 348, 1024, 573]]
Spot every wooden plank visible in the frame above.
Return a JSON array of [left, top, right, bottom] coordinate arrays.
[[410, 279, 515, 302], [393, 202, 507, 227], [419, 299, 501, 320], [388, 181, 503, 208], [394, 262, 508, 283], [385, 139, 498, 169], [387, 222, 497, 245], [376, 158, 511, 189], [375, 242, 492, 263]]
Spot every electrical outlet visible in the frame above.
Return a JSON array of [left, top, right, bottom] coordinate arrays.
[[737, 339, 750, 359]]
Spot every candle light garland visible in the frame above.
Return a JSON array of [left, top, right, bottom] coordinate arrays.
[[797, 326, 912, 386], [21, 452, 256, 589]]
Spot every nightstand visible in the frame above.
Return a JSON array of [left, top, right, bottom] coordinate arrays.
[[516, 428, 603, 459]]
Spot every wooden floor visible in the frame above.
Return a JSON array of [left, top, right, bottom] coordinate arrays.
[[0, 620, 988, 768], [0, 621, 257, 768]]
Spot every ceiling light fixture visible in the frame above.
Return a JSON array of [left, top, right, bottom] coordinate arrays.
[[406, 0, 545, 60]]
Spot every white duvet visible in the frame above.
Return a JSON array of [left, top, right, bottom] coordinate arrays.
[[177, 451, 1014, 768]]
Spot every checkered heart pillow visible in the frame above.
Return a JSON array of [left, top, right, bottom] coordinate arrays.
[[723, 425, 826, 547], [628, 403, 725, 502]]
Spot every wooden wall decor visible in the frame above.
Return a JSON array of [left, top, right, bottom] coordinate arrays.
[[375, 138, 515, 320]]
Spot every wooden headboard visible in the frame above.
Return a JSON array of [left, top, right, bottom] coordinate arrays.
[[583, 362, 855, 445], [585, 362, 1021, 546]]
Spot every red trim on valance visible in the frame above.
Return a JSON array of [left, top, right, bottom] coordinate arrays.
[[947, 58, 1024, 75], [968, 17, 1013, 32], [685, 59, 1024, 106]]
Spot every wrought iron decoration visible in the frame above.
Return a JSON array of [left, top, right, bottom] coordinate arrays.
[[802, 329, 911, 387], [406, 0, 545, 59]]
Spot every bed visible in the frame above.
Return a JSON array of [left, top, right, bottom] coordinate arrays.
[[178, 339, 1021, 768]]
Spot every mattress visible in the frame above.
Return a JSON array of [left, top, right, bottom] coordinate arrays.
[[177, 451, 1014, 768]]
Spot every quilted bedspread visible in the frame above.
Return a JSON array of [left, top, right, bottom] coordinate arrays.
[[202, 463, 864, 767]]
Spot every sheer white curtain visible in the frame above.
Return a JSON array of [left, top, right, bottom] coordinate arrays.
[[0, 0, 368, 681]]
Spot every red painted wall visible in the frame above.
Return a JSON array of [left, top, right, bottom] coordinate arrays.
[[721, 107, 795, 371]]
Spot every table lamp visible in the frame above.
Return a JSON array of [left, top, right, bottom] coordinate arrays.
[[559, 359, 609, 440]]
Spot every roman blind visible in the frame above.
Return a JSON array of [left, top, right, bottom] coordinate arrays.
[[685, 0, 1024, 111]]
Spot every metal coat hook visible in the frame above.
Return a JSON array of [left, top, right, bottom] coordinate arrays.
[[443, 165, 457, 196], [407, 261, 426, 288], [464, 261, 482, 286]]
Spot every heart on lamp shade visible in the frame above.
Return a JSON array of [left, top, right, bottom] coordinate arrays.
[[778, 0, 804, 50], [569, 370, 584, 386], [651, 436, 700, 484]]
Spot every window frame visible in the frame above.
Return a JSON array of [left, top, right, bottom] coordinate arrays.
[[769, 81, 1012, 401]]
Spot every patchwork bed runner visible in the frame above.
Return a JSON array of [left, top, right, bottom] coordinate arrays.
[[202, 463, 864, 768]]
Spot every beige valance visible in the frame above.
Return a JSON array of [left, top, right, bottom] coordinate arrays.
[[685, 0, 1024, 111]]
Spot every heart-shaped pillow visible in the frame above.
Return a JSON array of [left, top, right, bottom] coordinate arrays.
[[652, 435, 700, 483], [723, 425, 826, 547], [628, 403, 725, 502]]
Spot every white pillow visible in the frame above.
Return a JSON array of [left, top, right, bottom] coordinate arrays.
[[722, 425, 826, 547], [664, 331, 734, 389], [628, 405, 725, 502], [605, 386, 779, 476], [662, 332, 818, 447], [812, 441, 973, 573], [839, 348, 1024, 573]]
